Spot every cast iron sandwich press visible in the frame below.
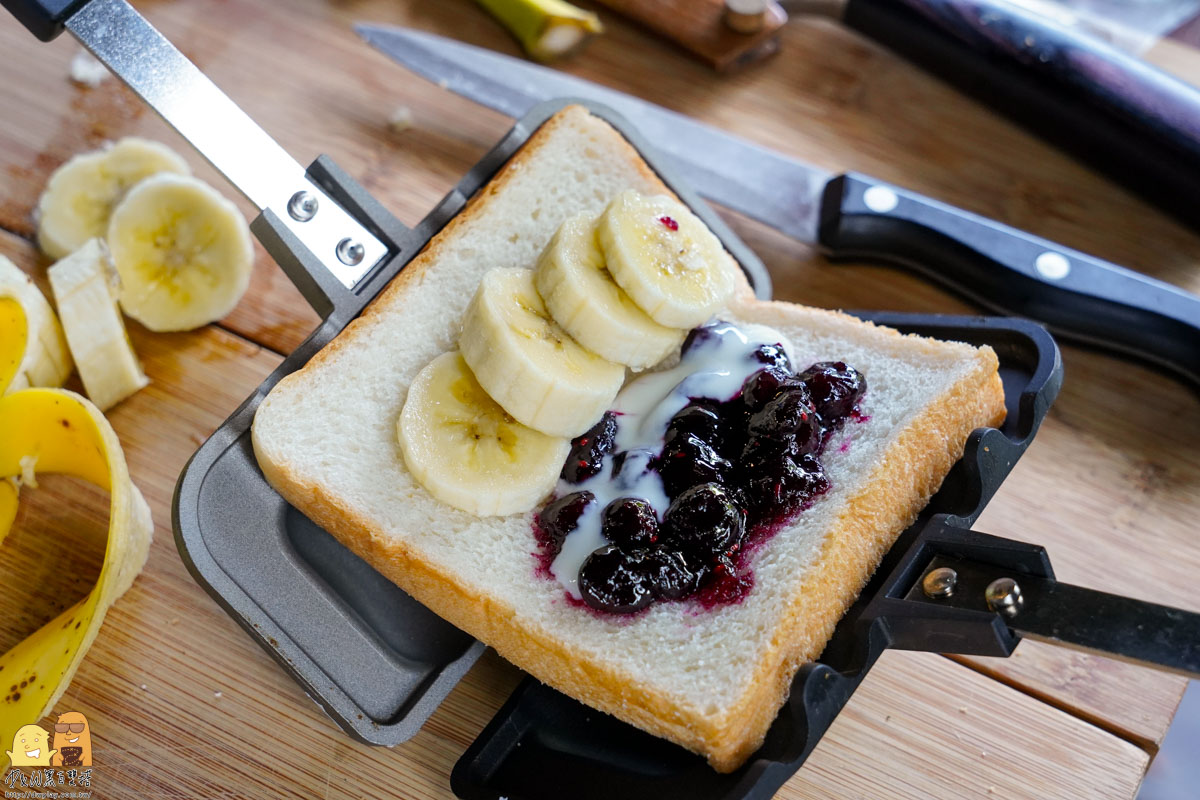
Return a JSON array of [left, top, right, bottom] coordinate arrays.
[[5, 2, 1199, 798]]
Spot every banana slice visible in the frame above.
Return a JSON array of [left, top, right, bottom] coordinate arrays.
[[106, 173, 253, 332], [460, 268, 625, 438], [0, 256, 72, 393], [535, 213, 685, 370], [47, 239, 149, 412], [398, 351, 571, 516], [37, 138, 190, 260], [597, 190, 736, 329]]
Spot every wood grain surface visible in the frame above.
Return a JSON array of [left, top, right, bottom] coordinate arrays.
[[1, 0, 1198, 797]]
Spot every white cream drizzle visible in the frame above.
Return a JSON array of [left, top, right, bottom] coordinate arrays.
[[548, 321, 794, 598]]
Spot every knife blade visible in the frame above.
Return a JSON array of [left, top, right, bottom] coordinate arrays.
[[356, 24, 829, 244], [356, 24, 1200, 392]]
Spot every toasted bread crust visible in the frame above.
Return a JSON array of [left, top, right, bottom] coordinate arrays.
[[253, 106, 1007, 772]]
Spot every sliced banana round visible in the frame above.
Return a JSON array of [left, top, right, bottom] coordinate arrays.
[[107, 173, 253, 332], [47, 239, 149, 412], [37, 138, 191, 260], [597, 190, 736, 329], [0, 256, 72, 393], [459, 267, 625, 438], [535, 213, 685, 370], [398, 351, 571, 516]]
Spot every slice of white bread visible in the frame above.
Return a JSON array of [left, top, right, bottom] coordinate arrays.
[[251, 105, 1006, 771]]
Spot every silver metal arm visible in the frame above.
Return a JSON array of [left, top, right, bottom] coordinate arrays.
[[67, 0, 387, 290]]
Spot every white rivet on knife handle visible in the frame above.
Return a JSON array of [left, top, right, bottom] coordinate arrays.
[[863, 185, 899, 213], [1035, 251, 1071, 280]]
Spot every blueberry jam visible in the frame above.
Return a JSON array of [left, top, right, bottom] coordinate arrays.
[[534, 320, 866, 614]]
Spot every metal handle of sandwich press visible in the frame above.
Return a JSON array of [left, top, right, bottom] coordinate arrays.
[[914, 555, 1200, 678], [1, 0, 389, 302]]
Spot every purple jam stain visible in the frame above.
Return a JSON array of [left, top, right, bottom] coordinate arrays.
[[531, 334, 867, 616], [695, 565, 754, 609], [658, 215, 679, 231]]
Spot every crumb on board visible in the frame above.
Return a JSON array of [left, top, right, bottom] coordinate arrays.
[[388, 105, 414, 134], [18, 455, 38, 489], [213, 690, 223, 699], [69, 50, 108, 88], [139, 683, 147, 690]]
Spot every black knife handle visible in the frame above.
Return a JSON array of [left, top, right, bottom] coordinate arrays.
[[818, 173, 1200, 391], [838, 0, 1200, 231], [2, 0, 90, 40]]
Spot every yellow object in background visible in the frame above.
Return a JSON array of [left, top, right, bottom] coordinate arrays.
[[472, 0, 603, 61], [0, 295, 153, 768]]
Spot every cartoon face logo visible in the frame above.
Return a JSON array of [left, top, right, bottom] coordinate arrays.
[[5, 724, 55, 767], [51, 712, 91, 767]]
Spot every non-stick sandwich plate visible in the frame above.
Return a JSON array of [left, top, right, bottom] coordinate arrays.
[[174, 99, 1061, 800]]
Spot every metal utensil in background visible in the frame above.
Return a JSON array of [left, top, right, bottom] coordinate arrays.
[[596, 0, 1200, 233], [357, 24, 1200, 392], [998, 0, 1200, 53], [791, 0, 1200, 234]]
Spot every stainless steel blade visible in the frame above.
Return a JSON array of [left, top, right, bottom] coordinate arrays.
[[356, 24, 830, 244]]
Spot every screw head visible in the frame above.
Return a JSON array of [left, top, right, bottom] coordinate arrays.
[[985, 577, 1024, 617], [336, 237, 366, 267], [922, 567, 958, 599], [287, 191, 319, 222]]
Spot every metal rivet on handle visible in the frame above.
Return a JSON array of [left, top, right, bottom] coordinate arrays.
[[287, 191, 319, 222], [985, 577, 1024, 617], [336, 238, 366, 267], [1035, 251, 1071, 280], [863, 185, 899, 213], [922, 567, 958, 599]]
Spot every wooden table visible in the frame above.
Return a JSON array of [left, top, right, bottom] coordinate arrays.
[[1, 2, 1198, 797]]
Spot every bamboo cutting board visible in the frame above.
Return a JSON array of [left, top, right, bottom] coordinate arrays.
[[0, 1, 1198, 797]]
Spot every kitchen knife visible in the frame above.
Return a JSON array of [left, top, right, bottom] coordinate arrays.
[[357, 24, 1200, 393]]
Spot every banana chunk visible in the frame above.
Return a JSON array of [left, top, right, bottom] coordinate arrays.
[[0, 256, 72, 393], [107, 173, 253, 332], [48, 239, 149, 412], [398, 351, 571, 516], [37, 138, 190, 260], [460, 268, 625, 438], [535, 213, 685, 369], [597, 190, 736, 329]]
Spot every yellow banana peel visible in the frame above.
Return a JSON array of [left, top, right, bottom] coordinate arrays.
[[0, 295, 152, 767], [472, 0, 603, 61]]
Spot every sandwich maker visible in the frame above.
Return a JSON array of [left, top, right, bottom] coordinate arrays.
[[7, 1, 1199, 798]]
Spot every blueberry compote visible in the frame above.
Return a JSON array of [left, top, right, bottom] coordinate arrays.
[[533, 321, 866, 614]]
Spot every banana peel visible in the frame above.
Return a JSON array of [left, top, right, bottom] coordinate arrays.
[[0, 295, 152, 767], [473, 0, 603, 61]]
